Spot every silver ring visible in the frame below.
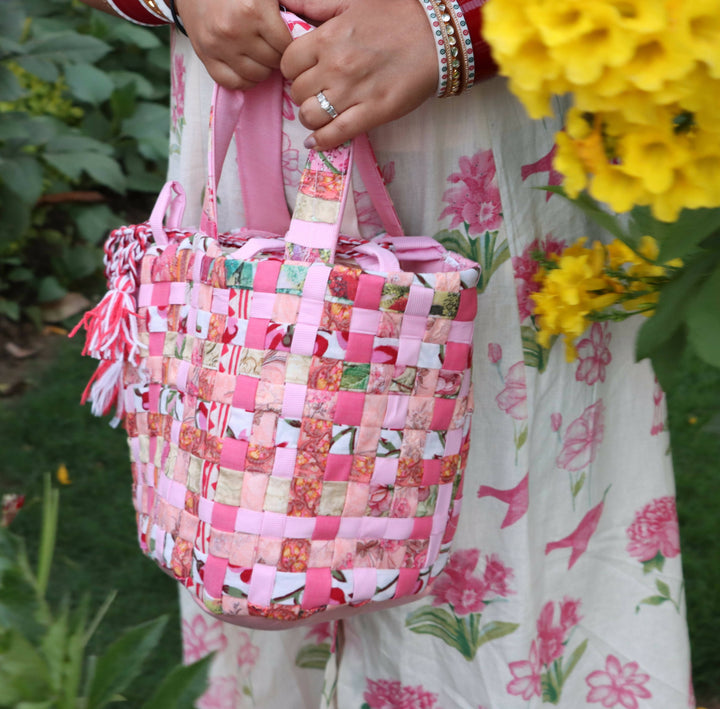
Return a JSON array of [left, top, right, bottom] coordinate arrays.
[[316, 91, 339, 119]]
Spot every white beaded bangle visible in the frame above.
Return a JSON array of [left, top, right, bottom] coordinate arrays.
[[418, 0, 450, 97], [446, 0, 476, 90]]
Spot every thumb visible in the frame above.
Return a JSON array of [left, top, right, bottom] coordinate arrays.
[[281, 0, 348, 22]]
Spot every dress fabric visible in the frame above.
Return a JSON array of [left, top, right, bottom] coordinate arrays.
[[169, 32, 694, 709]]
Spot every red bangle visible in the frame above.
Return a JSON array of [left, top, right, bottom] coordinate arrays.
[[106, 0, 169, 26], [456, 0, 498, 82]]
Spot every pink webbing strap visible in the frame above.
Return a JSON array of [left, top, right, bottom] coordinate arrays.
[[200, 74, 290, 238], [353, 133, 404, 238]]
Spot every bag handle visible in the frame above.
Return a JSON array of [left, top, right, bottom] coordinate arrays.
[[196, 11, 404, 255]]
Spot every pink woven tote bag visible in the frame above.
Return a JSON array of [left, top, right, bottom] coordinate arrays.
[[75, 61, 481, 628]]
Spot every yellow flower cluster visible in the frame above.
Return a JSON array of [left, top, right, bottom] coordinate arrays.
[[484, 0, 720, 221], [531, 236, 680, 360]]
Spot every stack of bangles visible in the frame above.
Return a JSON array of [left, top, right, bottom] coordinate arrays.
[[103, 0, 187, 35], [102, 0, 497, 92], [417, 0, 497, 97]]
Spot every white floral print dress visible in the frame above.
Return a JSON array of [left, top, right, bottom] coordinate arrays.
[[168, 31, 694, 709]]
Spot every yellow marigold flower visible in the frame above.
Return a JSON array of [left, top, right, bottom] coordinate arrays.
[[619, 123, 691, 194], [589, 164, 647, 214], [623, 32, 695, 93], [525, 2, 598, 47], [607, 239, 643, 269], [554, 132, 588, 197], [648, 166, 710, 221], [56, 463, 71, 485], [550, 7, 636, 85], [505, 36, 561, 93], [482, 0, 537, 57], [637, 235, 659, 261], [679, 0, 720, 76], [605, 0, 668, 33]]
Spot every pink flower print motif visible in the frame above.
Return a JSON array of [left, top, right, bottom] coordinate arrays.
[[575, 323, 612, 385], [362, 678, 440, 709], [477, 472, 529, 528], [495, 361, 528, 420], [651, 380, 665, 436], [356, 161, 396, 237], [236, 631, 260, 668], [556, 400, 605, 472], [586, 655, 652, 708], [487, 342, 502, 363], [182, 614, 228, 663], [545, 495, 606, 569], [551, 413, 563, 432], [306, 621, 332, 644], [626, 496, 680, 569], [506, 639, 542, 700], [281, 131, 300, 188], [171, 53, 186, 132], [197, 677, 239, 709], [282, 79, 296, 120], [367, 484, 394, 516], [536, 597, 582, 666], [430, 548, 514, 614], [440, 149, 503, 237], [513, 235, 565, 321]]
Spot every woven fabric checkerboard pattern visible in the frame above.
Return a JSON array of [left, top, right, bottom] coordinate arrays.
[[120, 222, 479, 622]]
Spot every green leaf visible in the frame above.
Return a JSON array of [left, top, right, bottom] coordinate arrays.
[[294, 643, 332, 670], [20, 32, 111, 67], [0, 298, 21, 321], [40, 598, 70, 694], [406, 607, 466, 645], [637, 595, 670, 608], [121, 101, 170, 161], [475, 621, 519, 648], [686, 264, 720, 368], [140, 656, 212, 709], [36, 276, 67, 303], [108, 70, 156, 99], [641, 552, 666, 574], [635, 206, 720, 262], [104, 21, 162, 49], [0, 630, 52, 704], [0, 64, 24, 102], [521, 325, 552, 371], [516, 426, 528, 450], [46, 133, 113, 156], [656, 579, 671, 598], [545, 187, 631, 244], [635, 256, 713, 361], [649, 326, 687, 393], [561, 638, 588, 684], [571, 472, 587, 500], [72, 204, 122, 244], [64, 63, 114, 105], [82, 153, 127, 193], [0, 155, 44, 206], [86, 615, 168, 709]]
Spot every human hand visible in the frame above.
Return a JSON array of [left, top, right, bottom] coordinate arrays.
[[280, 0, 437, 150], [176, 0, 292, 90]]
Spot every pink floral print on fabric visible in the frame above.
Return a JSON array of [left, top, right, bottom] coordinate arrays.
[[281, 132, 300, 187], [197, 677, 239, 709], [487, 342, 502, 364], [585, 655, 652, 708], [171, 52, 186, 131], [575, 323, 612, 385], [545, 496, 606, 569], [476, 473, 529, 529], [495, 361, 528, 420], [556, 400, 605, 472], [430, 548, 515, 614], [512, 235, 565, 321], [507, 639, 542, 700], [440, 149, 502, 237], [651, 380, 665, 436], [626, 496, 680, 563], [520, 144, 565, 202], [506, 598, 584, 703], [362, 678, 439, 709], [182, 614, 228, 663], [356, 162, 395, 236], [236, 631, 260, 668]]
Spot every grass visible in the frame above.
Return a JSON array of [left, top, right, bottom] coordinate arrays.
[[1, 335, 719, 704]]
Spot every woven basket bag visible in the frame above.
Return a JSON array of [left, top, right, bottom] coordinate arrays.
[[74, 50, 481, 628]]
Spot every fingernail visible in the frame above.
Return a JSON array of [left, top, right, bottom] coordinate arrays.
[[304, 136, 317, 150]]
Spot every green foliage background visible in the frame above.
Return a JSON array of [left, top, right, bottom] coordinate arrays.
[[0, 0, 170, 324]]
